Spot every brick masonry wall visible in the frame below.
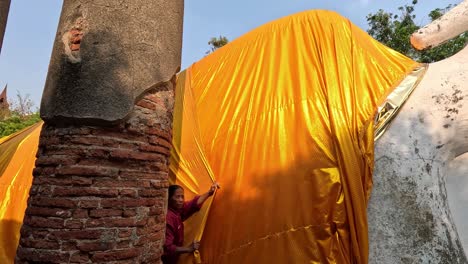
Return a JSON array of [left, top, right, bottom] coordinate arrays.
[[16, 84, 174, 263]]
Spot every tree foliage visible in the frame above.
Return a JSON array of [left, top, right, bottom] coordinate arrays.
[[0, 112, 41, 138], [366, 0, 467, 63], [0, 92, 40, 138], [11, 91, 35, 116], [207, 35, 229, 54]]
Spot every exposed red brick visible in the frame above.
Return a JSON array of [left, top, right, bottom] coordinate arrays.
[[117, 142, 140, 149], [116, 240, 131, 249], [89, 209, 123, 218], [138, 144, 170, 156], [19, 89, 172, 262], [91, 248, 140, 262], [136, 99, 158, 110], [145, 217, 158, 229], [72, 209, 89, 218], [71, 176, 94, 186], [156, 214, 165, 223], [85, 148, 110, 158], [135, 218, 148, 227], [70, 136, 108, 146], [32, 166, 57, 176], [42, 126, 91, 136], [100, 198, 157, 208], [110, 148, 165, 162], [123, 209, 137, 217], [150, 179, 170, 188], [149, 206, 164, 216], [138, 188, 163, 197], [136, 222, 162, 236], [118, 229, 133, 238], [86, 218, 135, 228], [26, 207, 71, 218], [61, 241, 77, 251], [93, 130, 148, 143], [32, 167, 43, 176], [142, 250, 163, 263], [16, 248, 70, 263], [145, 128, 171, 141], [70, 252, 90, 263], [71, 136, 137, 150], [29, 230, 49, 239], [119, 170, 167, 180], [148, 135, 172, 149], [94, 179, 142, 188], [41, 146, 86, 156], [64, 219, 83, 229], [53, 187, 118, 197], [57, 165, 118, 177], [76, 158, 122, 169], [135, 232, 163, 246], [37, 136, 60, 146], [28, 186, 39, 196], [69, 28, 83, 51], [141, 163, 169, 174], [142, 93, 160, 102], [33, 176, 73, 186], [50, 230, 103, 240], [19, 239, 60, 249], [35, 155, 77, 166], [70, 43, 80, 51], [79, 200, 101, 209], [23, 216, 64, 229], [30, 197, 78, 208], [37, 186, 53, 196], [77, 241, 115, 252], [119, 189, 137, 198]]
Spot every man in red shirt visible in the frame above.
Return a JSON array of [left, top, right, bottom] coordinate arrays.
[[162, 182, 220, 264]]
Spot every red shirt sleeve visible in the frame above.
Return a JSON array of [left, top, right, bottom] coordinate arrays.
[[164, 221, 177, 256], [181, 195, 203, 221]]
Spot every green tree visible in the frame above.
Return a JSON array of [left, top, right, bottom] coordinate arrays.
[[0, 92, 41, 138], [0, 112, 41, 138], [206, 35, 229, 54], [418, 5, 467, 62], [366, 0, 467, 63], [11, 91, 36, 116]]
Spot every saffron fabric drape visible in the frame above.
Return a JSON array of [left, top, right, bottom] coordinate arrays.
[[170, 10, 419, 263], [0, 122, 42, 263]]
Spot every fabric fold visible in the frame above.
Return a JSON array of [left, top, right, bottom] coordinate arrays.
[[169, 10, 420, 263]]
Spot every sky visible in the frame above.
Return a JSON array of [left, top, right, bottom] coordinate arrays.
[[0, 0, 462, 107]]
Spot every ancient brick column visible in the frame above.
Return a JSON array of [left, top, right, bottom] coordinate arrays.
[[16, 1, 183, 263], [0, 0, 11, 55]]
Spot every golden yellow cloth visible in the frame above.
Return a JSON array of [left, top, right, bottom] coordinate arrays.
[[0, 122, 42, 263], [170, 10, 419, 263]]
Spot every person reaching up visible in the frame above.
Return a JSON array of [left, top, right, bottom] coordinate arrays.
[[162, 182, 220, 264]]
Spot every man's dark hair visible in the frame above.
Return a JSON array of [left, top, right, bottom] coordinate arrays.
[[168, 185, 183, 200]]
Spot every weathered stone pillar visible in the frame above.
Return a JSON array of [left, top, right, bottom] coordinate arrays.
[[0, 0, 11, 55], [16, 1, 183, 263]]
